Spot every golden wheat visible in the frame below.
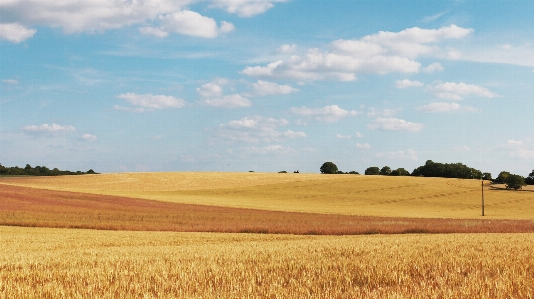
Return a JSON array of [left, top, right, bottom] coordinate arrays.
[[1, 226, 532, 298], [2, 173, 533, 219]]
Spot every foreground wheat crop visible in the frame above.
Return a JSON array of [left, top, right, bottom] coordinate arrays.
[[1, 226, 532, 298], [2, 173, 533, 219]]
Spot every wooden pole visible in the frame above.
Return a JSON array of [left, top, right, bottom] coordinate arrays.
[[482, 179, 484, 216]]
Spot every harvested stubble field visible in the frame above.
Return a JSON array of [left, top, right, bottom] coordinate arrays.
[[1, 226, 533, 298]]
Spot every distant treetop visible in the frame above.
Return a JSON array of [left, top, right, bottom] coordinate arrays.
[[0, 163, 98, 176]]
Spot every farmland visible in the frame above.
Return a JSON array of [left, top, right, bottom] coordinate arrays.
[[1, 226, 533, 298], [2, 172, 533, 219], [1, 172, 533, 298]]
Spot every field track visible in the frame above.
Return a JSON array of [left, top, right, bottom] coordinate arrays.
[[1, 184, 533, 234]]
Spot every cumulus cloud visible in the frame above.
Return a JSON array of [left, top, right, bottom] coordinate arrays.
[[368, 117, 423, 132], [427, 82, 499, 100], [213, 116, 306, 143], [355, 132, 364, 138], [115, 93, 187, 112], [376, 149, 418, 161], [251, 80, 299, 96], [81, 133, 97, 142], [242, 25, 472, 81], [0, 23, 36, 43], [422, 62, 444, 73], [197, 78, 250, 108], [291, 105, 359, 122], [0, 1, 234, 39], [396, 79, 424, 89], [23, 123, 76, 134], [202, 94, 251, 108], [356, 143, 371, 149], [141, 11, 234, 38], [336, 134, 351, 139], [276, 44, 297, 54], [210, 0, 289, 17]]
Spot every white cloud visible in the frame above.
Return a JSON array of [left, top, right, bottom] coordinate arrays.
[[115, 93, 187, 112], [277, 44, 297, 54], [213, 116, 306, 143], [2, 79, 19, 84], [291, 105, 359, 122], [139, 26, 169, 38], [356, 143, 371, 149], [197, 78, 250, 108], [396, 79, 424, 89], [368, 117, 423, 132], [23, 123, 76, 134], [241, 25, 472, 81], [376, 149, 418, 161], [367, 108, 399, 117], [422, 62, 443, 73], [0, 1, 233, 39], [219, 21, 235, 33], [428, 82, 499, 100], [462, 43, 534, 67], [355, 132, 364, 138], [336, 134, 351, 139], [0, 23, 36, 43], [417, 102, 458, 112], [242, 145, 297, 155], [209, 0, 289, 17], [81, 134, 97, 142], [251, 80, 299, 96], [0, 0, 188, 34], [202, 94, 251, 108], [503, 139, 534, 159], [151, 11, 233, 38], [197, 78, 229, 98]]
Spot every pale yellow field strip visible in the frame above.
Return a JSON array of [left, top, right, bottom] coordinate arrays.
[[1, 172, 533, 219], [1, 226, 533, 298]]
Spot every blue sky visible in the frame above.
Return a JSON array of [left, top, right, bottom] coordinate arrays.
[[1, 0, 533, 176]]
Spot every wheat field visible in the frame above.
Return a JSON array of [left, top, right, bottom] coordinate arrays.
[[2, 172, 533, 219], [1, 226, 532, 298]]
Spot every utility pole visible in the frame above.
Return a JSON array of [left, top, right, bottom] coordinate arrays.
[[482, 179, 484, 216]]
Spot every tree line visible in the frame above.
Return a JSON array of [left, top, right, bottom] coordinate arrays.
[[0, 163, 98, 176], [320, 160, 533, 190]]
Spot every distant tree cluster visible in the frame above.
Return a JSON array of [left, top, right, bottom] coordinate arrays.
[[319, 162, 359, 174], [320, 161, 532, 191], [411, 160, 482, 179], [364, 166, 410, 176], [495, 170, 531, 190], [0, 163, 98, 176]]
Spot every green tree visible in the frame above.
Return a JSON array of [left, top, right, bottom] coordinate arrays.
[[320, 162, 338, 174], [380, 166, 391, 176], [504, 174, 527, 190], [496, 171, 510, 183], [365, 166, 380, 175], [482, 172, 492, 180], [525, 170, 534, 185]]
